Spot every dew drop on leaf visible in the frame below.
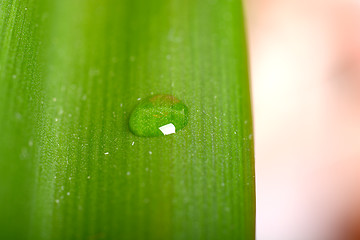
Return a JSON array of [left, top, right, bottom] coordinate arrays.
[[129, 94, 188, 137]]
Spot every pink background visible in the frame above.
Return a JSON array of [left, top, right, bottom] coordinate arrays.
[[245, 0, 360, 239]]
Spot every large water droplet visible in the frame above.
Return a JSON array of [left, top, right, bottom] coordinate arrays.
[[129, 94, 188, 137]]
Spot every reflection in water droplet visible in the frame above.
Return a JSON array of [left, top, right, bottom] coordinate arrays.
[[129, 94, 188, 137], [159, 123, 176, 135]]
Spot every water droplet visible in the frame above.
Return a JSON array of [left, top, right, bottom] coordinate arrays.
[[127, 171, 131, 176], [15, 112, 22, 120], [104, 152, 109, 155], [67, 192, 70, 196], [129, 94, 188, 137]]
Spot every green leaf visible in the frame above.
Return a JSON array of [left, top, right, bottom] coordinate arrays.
[[0, 0, 255, 239]]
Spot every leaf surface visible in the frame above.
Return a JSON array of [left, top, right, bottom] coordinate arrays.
[[0, 0, 255, 239]]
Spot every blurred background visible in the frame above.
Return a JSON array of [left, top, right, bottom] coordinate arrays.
[[244, 0, 360, 239]]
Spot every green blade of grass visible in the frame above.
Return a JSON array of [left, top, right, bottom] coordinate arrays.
[[0, 0, 255, 239]]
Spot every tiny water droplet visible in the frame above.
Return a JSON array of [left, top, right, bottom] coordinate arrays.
[[129, 94, 188, 137], [15, 112, 22, 120], [127, 171, 131, 176], [67, 192, 70, 196]]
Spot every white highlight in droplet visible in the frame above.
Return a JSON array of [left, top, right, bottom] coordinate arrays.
[[159, 123, 176, 135]]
